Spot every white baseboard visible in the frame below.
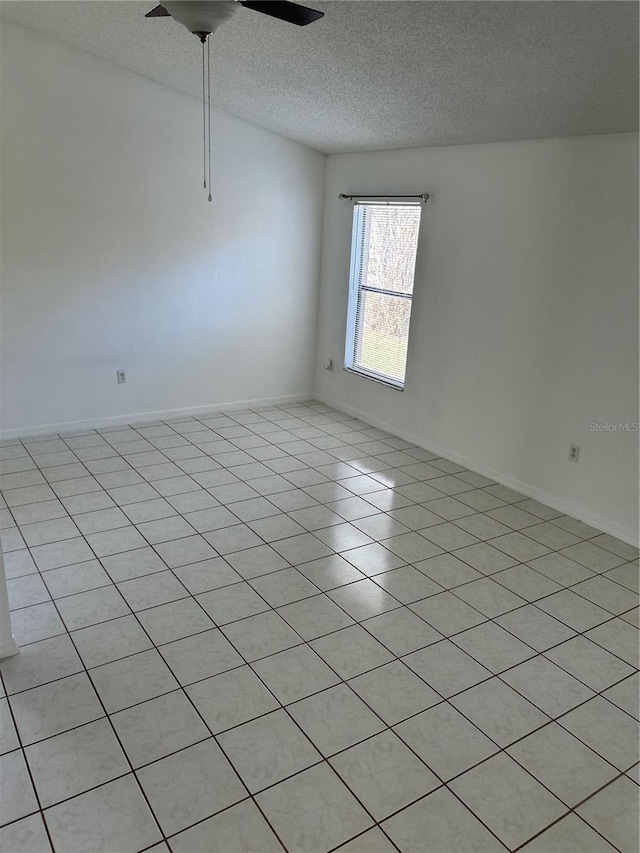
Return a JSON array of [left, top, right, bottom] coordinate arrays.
[[0, 393, 313, 441], [316, 394, 639, 548]]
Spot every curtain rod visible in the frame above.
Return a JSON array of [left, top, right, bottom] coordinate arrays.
[[339, 193, 429, 203]]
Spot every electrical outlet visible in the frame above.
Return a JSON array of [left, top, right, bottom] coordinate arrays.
[[568, 444, 580, 462], [324, 359, 333, 371], [116, 370, 127, 384]]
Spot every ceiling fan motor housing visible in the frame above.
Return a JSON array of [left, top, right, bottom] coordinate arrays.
[[163, 1, 239, 38]]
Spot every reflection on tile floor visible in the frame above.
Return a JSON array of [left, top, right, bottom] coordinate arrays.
[[0, 400, 638, 852]]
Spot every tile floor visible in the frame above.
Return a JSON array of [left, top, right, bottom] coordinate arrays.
[[0, 400, 638, 853]]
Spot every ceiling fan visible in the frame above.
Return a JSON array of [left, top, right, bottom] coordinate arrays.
[[145, 1, 324, 38], [144, 1, 324, 201]]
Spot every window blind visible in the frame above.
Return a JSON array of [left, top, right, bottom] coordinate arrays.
[[345, 202, 422, 388]]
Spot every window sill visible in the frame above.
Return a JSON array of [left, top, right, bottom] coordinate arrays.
[[344, 366, 405, 391]]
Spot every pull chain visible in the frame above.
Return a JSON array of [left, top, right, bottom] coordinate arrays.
[[202, 40, 206, 189], [207, 36, 212, 202]]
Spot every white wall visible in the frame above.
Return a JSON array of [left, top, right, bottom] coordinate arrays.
[[2, 22, 637, 543], [315, 134, 639, 544], [0, 20, 325, 435]]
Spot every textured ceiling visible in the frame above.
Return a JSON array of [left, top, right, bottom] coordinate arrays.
[[1, 1, 638, 153]]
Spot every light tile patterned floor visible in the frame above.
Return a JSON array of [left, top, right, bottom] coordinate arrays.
[[0, 400, 638, 853]]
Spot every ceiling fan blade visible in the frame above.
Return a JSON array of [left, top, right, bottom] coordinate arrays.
[[145, 5, 171, 17], [240, 0, 323, 26]]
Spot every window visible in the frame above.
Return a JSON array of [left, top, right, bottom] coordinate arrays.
[[344, 201, 422, 389]]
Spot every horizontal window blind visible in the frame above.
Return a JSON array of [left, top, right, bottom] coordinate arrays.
[[345, 202, 422, 388]]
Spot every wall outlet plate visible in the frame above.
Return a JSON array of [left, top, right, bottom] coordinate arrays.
[[569, 443, 580, 462], [116, 370, 127, 384]]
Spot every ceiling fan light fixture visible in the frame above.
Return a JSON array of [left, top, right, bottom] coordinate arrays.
[[162, 1, 239, 38]]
